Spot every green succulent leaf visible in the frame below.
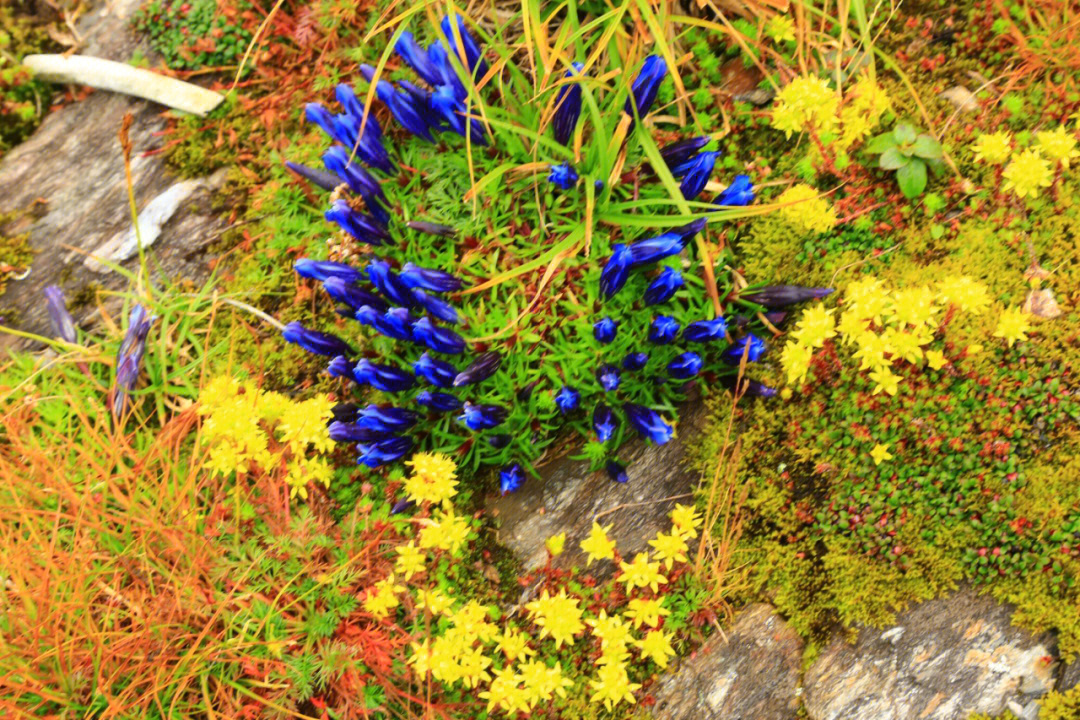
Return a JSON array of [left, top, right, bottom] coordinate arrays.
[[879, 146, 910, 170], [894, 123, 917, 145], [912, 135, 943, 160], [896, 159, 928, 198], [863, 131, 898, 154]]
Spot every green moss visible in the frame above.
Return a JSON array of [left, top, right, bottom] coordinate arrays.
[[0, 208, 38, 295], [0, 4, 60, 156]]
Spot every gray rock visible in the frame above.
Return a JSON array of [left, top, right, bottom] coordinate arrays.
[[804, 587, 1058, 720], [1059, 659, 1080, 692], [644, 604, 803, 720]]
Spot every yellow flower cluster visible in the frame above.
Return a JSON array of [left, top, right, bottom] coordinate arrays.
[[777, 184, 837, 234], [838, 74, 893, 148], [418, 506, 471, 555], [771, 72, 890, 148], [973, 126, 1076, 199], [403, 451, 458, 505], [362, 574, 404, 619], [780, 276, 994, 395], [198, 376, 334, 499]]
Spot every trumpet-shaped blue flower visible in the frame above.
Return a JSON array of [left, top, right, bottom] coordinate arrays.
[[622, 352, 649, 371], [399, 80, 448, 132], [416, 390, 463, 412], [357, 436, 414, 468], [643, 268, 683, 305], [322, 277, 387, 312], [356, 306, 415, 342], [683, 317, 728, 343], [625, 55, 667, 122], [606, 460, 629, 483], [555, 386, 580, 413], [453, 351, 501, 386], [672, 151, 718, 200], [716, 174, 755, 206], [427, 43, 469, 100], [722, 376, 778, 398], [367, 259, 419, 308], [458, 402, 508, 430], [400, 262, 463, 292], [286, 161, 340, 191], [327, 354, 353, 378], [431, 83, 487, 144], [360, 65, 435, 142], [441, 14, 488, 77], [628, 218, 706, 266], [406, 219, 456, 237], [112, 305, 156, 417], [597, 364, 621, 392], [500, 463, 525, 495], [283, 321, 354, 357], [737, 285, 833, 308], [395, 31, 442, 86], [322, 147, 390, 223], [553, 62, 584, 145], [725, 333, 767, 363], [600, 243, 632, 298], [593, 316, 617, 343], [593, 403, 617, 442], [333, 84, 381, 137], [353, 359, 416, 392], [548, 163, 578, 189], [412, 316, 466, 354], [44, 286, 76, 343], [624, 403, 674, 445], [325, 200, 389, 245], [356, 404, 419, 432], [648, 316, 680, 345], [411, 288, 459, 324], [295, 258, 364, 284], [329, 421, 394, 443], [659, 136, 710, 169], [667, 351, 703, 379], [414, 352, 458, 388]]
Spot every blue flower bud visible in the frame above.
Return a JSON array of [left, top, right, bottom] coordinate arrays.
[[453, 351, 501, 387], [427, 44, 469, 100], [325, 200, 389, 245], [414, 352, 458, 388], [643, 268, 683, 305], [431, 83, 487, 144], [295, 258, 364, 284], [357, 436, 414, 468], [597, 364, 621, 392], [322, 147, 390, 223], [499, 463, 525, 495], [648, 316, 680, 345], [356, 404, 419, 433], [400, 262, 464, 293], [629, 219, 706, 266], [725, 333, 767, 364], [593, 403, 617, 442], [283, 321, 354, 357], [367, 259, 419, 308], [415, 390, 463, 412], [334, 84, 382, 137], [672, 151, 718, 200], [391, 499, 416, 514], [399, 80, 448, 132], [285, 161, 340, 191], [606, 460, 629, 483], [322, 276, 388, 312], [593, 316, 618, 343], [667, 351, 703, 379], [44, 285, 76, 343], [327, 355, 353, 378], [488, 434, 511, 449], [412, 288, 459, 324], [553, 62, 584, 145], [600, 243, 632, 299], [111, 305, 156, 417], [369, 307, 416, 342], [722, 376, 778, 398], [412, 316, 466, 354], [555, 386, 580, 414], [331, 402, 360, 423], [622, 352, 649, 371], [683, 317, 728, 343], [361, 67, 436, 142], [737, 285, 833, 308], [548, 163, 578, 189], [406, 220, 456, 237], [441, 14, 488, 77], [329, 421, 394, 443], [395, 31, 442, 86], [716, 174, 755, 206], [658, 136, 710, 169], [623, 403, 674, 445], [353, 359, 416, 393], [458, 402, 508, 430], [625, 55, 667, 122]]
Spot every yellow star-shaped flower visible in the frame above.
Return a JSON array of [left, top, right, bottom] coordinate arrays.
[[580, 521, 616, 565], [870, 443, 893, 466], [869, 366, 900, 396], [925, 349, 948, 370], [993, 306, 1031, 347], [636, 629, 677, 668]]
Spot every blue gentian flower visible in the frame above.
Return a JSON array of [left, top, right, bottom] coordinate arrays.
[[667, 351, 703, 379], [597, 364, 621, 392], [353, 358, 416, 392], [295, 258, 364, 284], [553, 62, 584, 145], [458, 402, 508, 430], [722, 376, 778, 398], [430, 83, 487, 144], [593, 316, 618, 344], [725, 333, 768, 364], [738, 285, 833, 308], [412, 316, 466, 354], [499, 463, 525, 495], [716, 174, 755, 206], [400, 262, 463, 292], [548, 163, 578, 189], [331, 402, 359, 422], [357, 436, 414, 468], [643, 268, 683, 305], [112, 305, 156, 417], [285, 161, 340, 191], [622, 352, 648, 371], [333, 84, 381, 136], [406, 219, 456, 237], [672, 151, 718, 201], [367, 307, 415, 342], [399, 80, 448, 132], [600, 243, 632, 298], [441, 14, 488, 77], [360, 66, 436, 142], [411, 288, 459, 324], [44, 286, 76, 343], [453, 351, 501, 386], [683, 317, 728, 343], [414, 352, 458, 388], [395, 31, 442, 86], [327, 355, 353, 378], [329, 421, 394, 443], [593, 403, 617, 442], [555, 386, 580, 414], [628, 218, 706, 266], [367, 259, 419, 308], [488, 434, 511, 448], [625, 55, 667, 122], [283, 321, 354, 357], [427, 44, 469, 100], [322, 146, 389, 221], [391, 498, 416, 514], [606, 460, 629, 483], [322, 277, 387, 312], [356, 404, 419, 432], [325, 200, 389, 245], [624, 403, 674, 445], [416, 390, 463, 412], [659, 136, 710, 169], [648, 316, 680, 344]]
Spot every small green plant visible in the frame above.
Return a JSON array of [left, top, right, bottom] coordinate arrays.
[[865, 122, 944, 198]]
